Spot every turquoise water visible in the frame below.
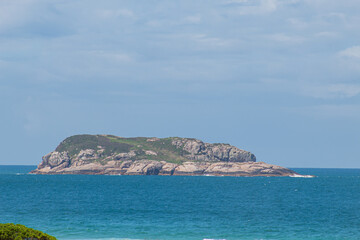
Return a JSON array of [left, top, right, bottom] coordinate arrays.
[[0, 166, 359, 240]]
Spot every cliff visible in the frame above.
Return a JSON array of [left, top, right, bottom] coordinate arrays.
[[30, 134, 297, 176]]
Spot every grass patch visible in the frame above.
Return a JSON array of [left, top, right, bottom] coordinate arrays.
[[54, 135, 209, 164], [55, 135, 132, 157]]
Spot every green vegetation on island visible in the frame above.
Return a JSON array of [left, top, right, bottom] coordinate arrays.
[[55, 134, 199, 164], [0, 223, 56, 240]]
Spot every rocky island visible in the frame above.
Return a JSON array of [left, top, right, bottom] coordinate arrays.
[[31, 134, 299, 176]]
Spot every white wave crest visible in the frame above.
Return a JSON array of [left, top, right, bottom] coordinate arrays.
[[289, 174, 315, 178]]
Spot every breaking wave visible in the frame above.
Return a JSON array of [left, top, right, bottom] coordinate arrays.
[[289, 174, 315, 178]]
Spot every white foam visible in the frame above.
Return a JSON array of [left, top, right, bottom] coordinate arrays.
[[289, 174, 315, 178]]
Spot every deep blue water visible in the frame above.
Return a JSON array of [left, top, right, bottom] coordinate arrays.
[[0, 166, 359, 240]]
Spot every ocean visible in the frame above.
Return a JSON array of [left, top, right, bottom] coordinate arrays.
[[0, 166, 359, 240]]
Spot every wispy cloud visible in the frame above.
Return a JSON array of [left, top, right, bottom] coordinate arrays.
[[190, 34, 234, 47], [88, 50, 134, 62], [287, 18, 308, 29], [315, 31, 339, 38], [0, 1, 32, 30], [97, 9, 135, 19], [183, 15, 202, 24], [267, 33, 305, 44], [227, 0, 278, 15], [224, 0, 248, 3], [339, 46, 360, 58]]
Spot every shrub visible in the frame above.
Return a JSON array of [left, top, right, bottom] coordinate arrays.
[[0, 223, 56, 240]]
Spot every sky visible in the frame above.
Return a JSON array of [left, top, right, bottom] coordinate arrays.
[[0, 0, 359, 168]]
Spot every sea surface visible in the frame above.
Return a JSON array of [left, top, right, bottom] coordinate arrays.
[[0, 166, 359, 240]]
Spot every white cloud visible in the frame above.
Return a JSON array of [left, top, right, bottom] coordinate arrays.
[[315, 31, 339, 38], [224, 0, 248, 3], [339, 46, 360, 58], [261, 0, 278, 12], [229, 0, 278, 15], [0, 0, 51, 32], [160, 33, 235, 49], [259, 78, 288, 84], [268, 33, 305, 44], [184, 15, 201, 24], [323, 12, 346, 19], [145, 14, 201, 28], [89, 51, 133, 62], [0, 1, 29, 28], [191, 34, 234, 47], [97, 9, 135, 19], [146, 20, 162, 27], [225, 0, 248, 3], [287, 18, 308, 29]]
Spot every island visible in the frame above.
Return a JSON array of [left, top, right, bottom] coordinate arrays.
[[30, 134, 300, 177]]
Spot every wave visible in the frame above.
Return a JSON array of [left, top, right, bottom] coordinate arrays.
[[289, 174, 315, 178]]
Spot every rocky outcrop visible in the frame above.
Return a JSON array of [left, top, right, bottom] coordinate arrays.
[[30, 135, 300, 177], [31, 159, 297, 176], [40, 151, 70, 168], [171, 138, 256, 162]]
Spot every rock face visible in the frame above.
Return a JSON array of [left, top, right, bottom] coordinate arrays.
[[170, 138, 256, 162], [30, 134, 298, 177]]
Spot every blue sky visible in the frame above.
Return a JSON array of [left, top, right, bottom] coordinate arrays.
[[1, 0, 359, 167]]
